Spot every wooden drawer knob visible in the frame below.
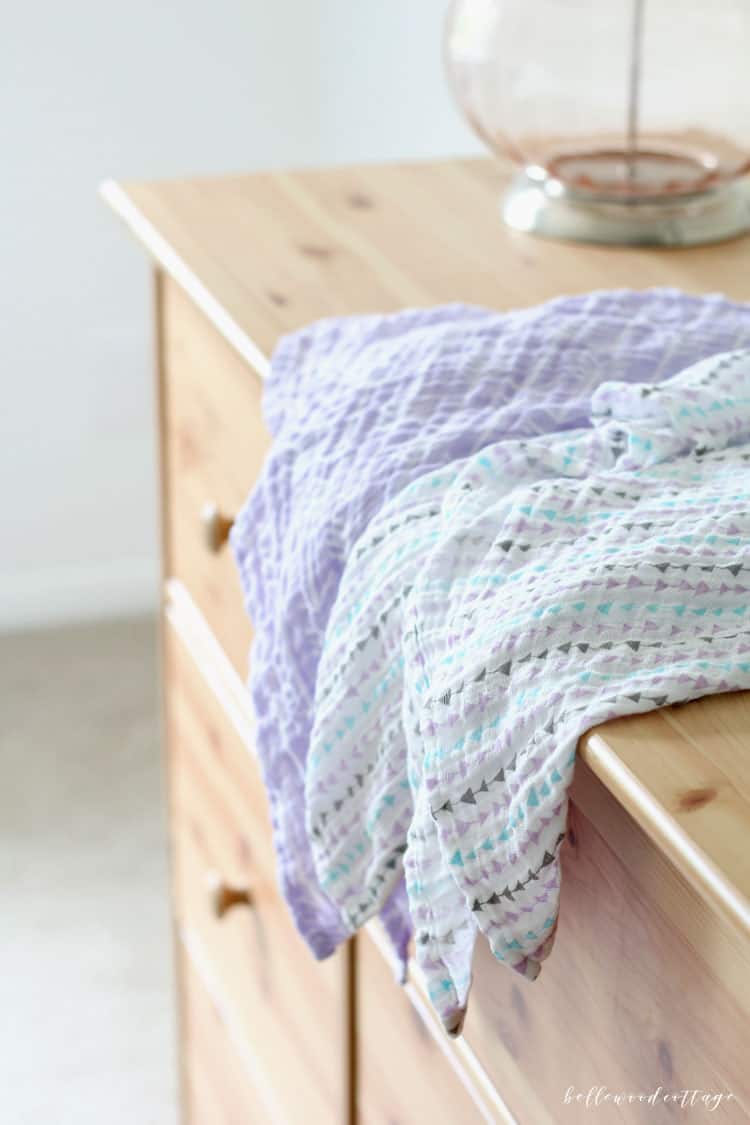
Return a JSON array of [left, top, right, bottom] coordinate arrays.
[[211, 880, 254, 919], [201, 502, 234, 553]]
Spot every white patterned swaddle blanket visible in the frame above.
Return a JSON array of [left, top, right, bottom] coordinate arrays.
[[306, 350, 750, 1034]]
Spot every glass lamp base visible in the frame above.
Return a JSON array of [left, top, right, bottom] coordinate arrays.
[[502, 169, 750, 247]]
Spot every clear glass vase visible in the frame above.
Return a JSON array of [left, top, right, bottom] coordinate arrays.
[[444, 0, 750, 245]]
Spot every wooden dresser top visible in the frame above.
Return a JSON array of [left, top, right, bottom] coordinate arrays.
[[102, 157, 750, 946]]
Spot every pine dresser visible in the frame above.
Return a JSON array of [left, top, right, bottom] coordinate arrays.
[[103, 159, 750, 1124]]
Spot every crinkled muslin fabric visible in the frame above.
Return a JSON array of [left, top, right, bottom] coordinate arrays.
[[230, 290, 750, 1024], [307, 348, 750, 1032]]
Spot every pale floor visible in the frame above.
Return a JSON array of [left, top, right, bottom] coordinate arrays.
[[0, 618, 178, 1125]]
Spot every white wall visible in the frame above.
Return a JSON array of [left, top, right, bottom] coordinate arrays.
[[1, 0, 478, 630]]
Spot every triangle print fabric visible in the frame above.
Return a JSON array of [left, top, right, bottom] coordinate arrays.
[[306, 349, 750, 1034], [231, 289, 750, 976]]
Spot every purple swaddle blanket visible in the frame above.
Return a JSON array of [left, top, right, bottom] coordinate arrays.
[[230, 289, 750, 969]]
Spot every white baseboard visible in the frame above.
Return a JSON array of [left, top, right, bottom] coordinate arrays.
[[0, 557, 159, 632]]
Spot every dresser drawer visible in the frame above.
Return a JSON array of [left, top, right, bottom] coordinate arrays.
[[165, 621, 347, 1124], [179, 948, 270, 1124], [358, 930, 489, 1124], [461, 765, 750, 1124], [159, 274, 271, 678]]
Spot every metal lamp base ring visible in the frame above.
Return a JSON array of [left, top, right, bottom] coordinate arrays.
[[502, 169, 750, 247]]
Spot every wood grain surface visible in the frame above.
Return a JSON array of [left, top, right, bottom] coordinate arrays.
[[178, 948, 270, 1124], [165, 622, 347, 1124], [461, 762, 750, 1123], [104, 160, 750, 377], [159, 276, 270, 678], [357, 929, 489, 1124]]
